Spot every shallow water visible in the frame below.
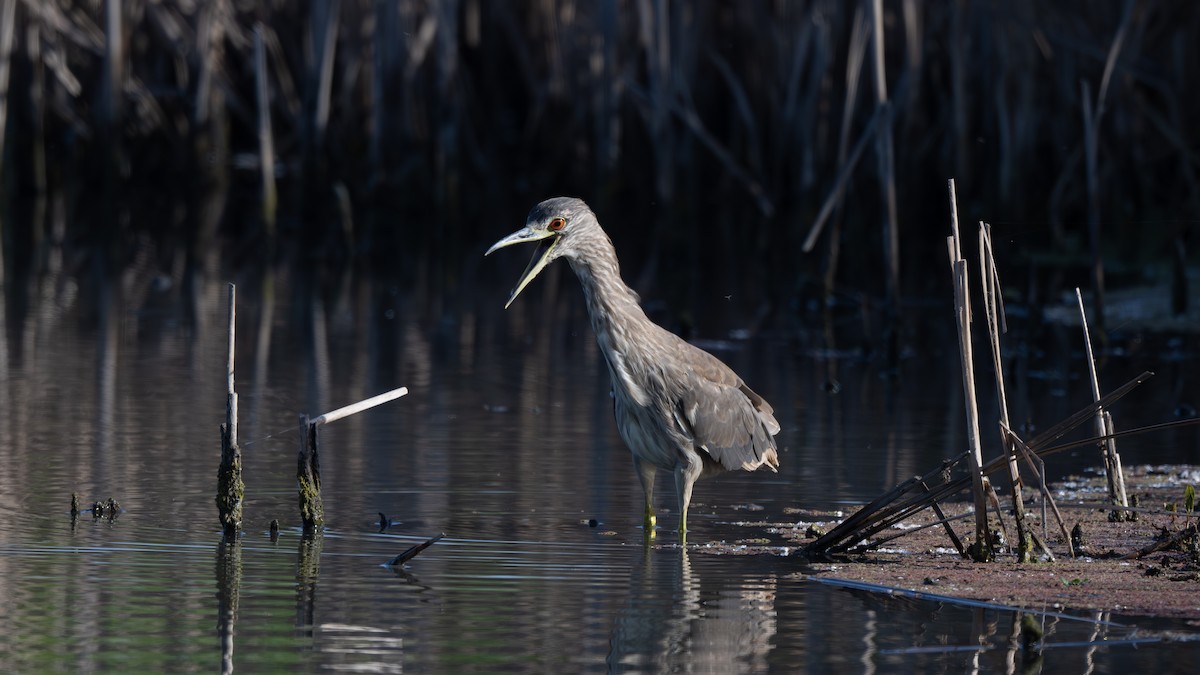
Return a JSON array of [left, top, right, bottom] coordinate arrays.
[[0, 278, 1197, 672]]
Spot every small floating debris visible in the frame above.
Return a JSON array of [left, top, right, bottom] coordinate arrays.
[[386, 532, 444, 567], [378, 512, 399, 531], [85, 497, 122, 520]]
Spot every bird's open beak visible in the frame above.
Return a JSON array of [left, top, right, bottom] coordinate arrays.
[[485, 227, 560, 309]]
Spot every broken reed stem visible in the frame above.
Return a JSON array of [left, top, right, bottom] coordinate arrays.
[[216, 284, 244, 538], [809, 476, 924, 552], [1076, 287, 1128, 512], [816, 454, 969, 555], [1104, 411, 1129, 511], [805, 371, 1165, 559], [312, 387, 409, 426], [849, 508, 972, 555], [1003, 424, 1075, 558], [226, 283, 237, 443], [947, 179, 993, 561], [297, 413, 324, 531], [979, 222, 1031, 561], [297, 387, 410, 530], [922, 481, 967, 557], [387, 532, 445, 566]]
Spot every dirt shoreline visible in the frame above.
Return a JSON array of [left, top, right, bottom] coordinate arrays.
[[707, 465, 1200, 621]]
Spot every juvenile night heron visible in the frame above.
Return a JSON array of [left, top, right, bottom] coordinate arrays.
[[486, 197, 780, 538]]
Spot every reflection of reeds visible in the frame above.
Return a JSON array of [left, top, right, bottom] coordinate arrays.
[[0, 2, 1195, 322], [0, 0, 15, 176]]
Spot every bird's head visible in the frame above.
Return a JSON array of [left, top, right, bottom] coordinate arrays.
[[485, 197, 597, 308]]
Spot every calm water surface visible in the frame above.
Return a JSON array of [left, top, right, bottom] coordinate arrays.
[[0, 279, 1196, 672]]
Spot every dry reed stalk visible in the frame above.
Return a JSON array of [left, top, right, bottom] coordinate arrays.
[[1080, 82, 1106, 332], [947, 179, 993, 561], [1103, 411, 1129, 510], [803, 107, 880, 253], [872, 0, 900, 314], [0, 0, 15, 175], [1076, 288, 1129, 515], [0, 0, 7, 385], [313, 0, 340, 149], [1083, 0, 1136, 332], [254, 25, 277, 236], [804, 371, 1163, 559], [978, 223, 1031, 561], [193, 0, 220, 126], [99, 0, 124, 137], [817, 6, 870, 298], [1000, 423, 1074, 557], [226, 283, 237, 444]]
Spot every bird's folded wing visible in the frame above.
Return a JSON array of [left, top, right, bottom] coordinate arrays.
[[673, 374, 780, 472]]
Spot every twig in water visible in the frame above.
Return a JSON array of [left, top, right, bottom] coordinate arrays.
[[387, 533, 445, 566]]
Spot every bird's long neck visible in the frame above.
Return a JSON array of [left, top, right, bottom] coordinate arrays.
[[566, 232, 653, 363]]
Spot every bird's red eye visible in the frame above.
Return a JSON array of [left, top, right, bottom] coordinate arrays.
[[549, 217, 566, 231]]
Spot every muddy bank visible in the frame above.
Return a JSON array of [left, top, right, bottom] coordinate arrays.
[[701, 465, 1200, 620]]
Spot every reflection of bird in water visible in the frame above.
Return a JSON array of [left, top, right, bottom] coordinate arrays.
[[487, 197, 780, 539], [607, 547, 777, 671]]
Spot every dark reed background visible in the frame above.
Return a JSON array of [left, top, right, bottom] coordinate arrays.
[[0, 0, 1196, 338]]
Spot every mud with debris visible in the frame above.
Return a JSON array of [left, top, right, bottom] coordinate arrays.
[[701, 465, 1200, 620]]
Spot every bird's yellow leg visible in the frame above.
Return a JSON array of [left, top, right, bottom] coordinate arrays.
[[674, 460, 700, 546], [634, 456, 657, 536]]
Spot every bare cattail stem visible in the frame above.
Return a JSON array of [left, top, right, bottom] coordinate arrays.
[[100, 0, 124, 135], [1001, 423, 1074, 557], [947, 179, 993, 561], [1076, 287, 1128, 515], [978, 223, 1031, 561], [872, 0, 901, 315], [254, 25, 277, 237], [0, 0, 16, 174]]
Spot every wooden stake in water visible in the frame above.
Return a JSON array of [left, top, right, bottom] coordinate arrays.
[[297, 387, 410, 531], [217, 284, 244, 538]]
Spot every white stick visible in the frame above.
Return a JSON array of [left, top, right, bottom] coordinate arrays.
[[313, 387, 409, 427]]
